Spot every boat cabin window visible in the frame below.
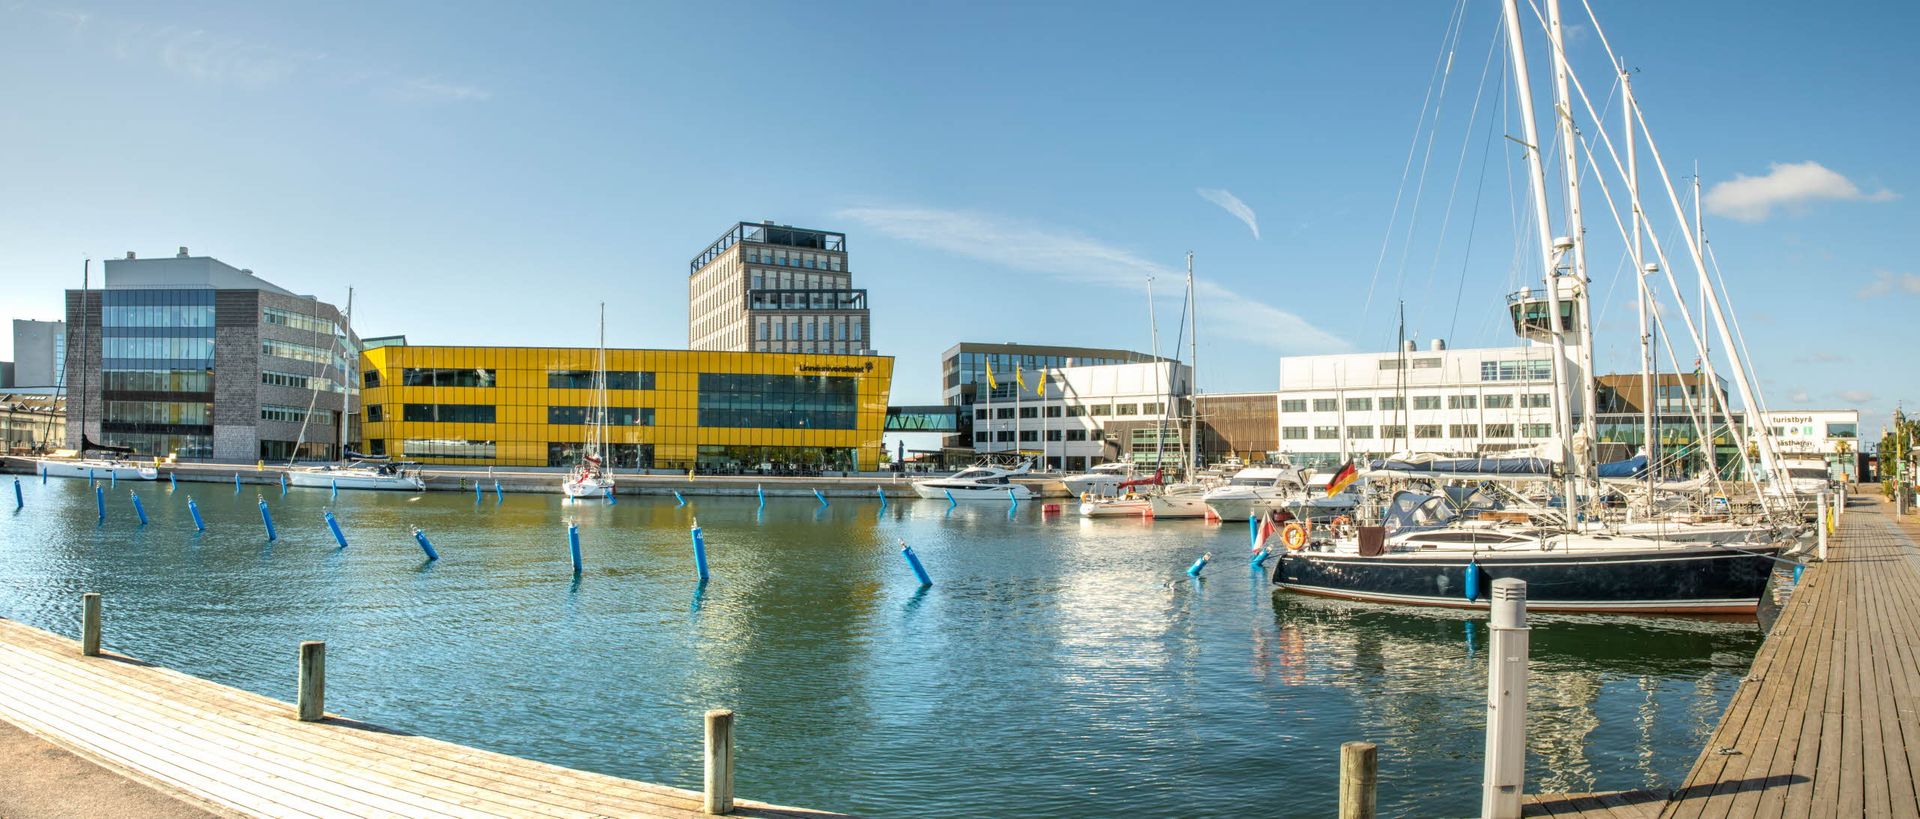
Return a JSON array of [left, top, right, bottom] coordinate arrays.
[[951, 469, 993, 480], [1786, 467, 1829, 480], [1410, 531, 1530, 545]]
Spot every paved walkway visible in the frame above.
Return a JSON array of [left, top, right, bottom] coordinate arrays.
[[0, 719, 221, 818]]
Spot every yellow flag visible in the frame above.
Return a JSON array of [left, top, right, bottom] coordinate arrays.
[[1016, 365, 1027, 390], [985, 360, 998, 389], [1035, 368, 1047, 397]]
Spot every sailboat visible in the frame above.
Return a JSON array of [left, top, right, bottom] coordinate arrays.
[[562, 304, 616, 499], [287, 287, 425, 491], [1272, 0, 1790, 614], [1149, 252, 1215, 518], [35, 259, 157, 481]]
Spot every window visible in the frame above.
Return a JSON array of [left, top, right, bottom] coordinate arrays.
[[1312, 398, 1338, 412], [1085, 427, 1102, 442], [1089, 404, 1112, 416], [1827, 423, 1858, 439], [996, 408, 1014, 419], [1346, 397, 1372, 411], [262, 339, 334, 366], [366, 404, 385, 423], [1044, 406, 1062, 418], [1413, 396, 1441, 410], [402, 404, 496, 423], [260, 405, 326, 424], [1346, 425, 1373, 439], [1449, 424, 1479, 438], [1046, 430, 1062, 441], [1065, 429, 1087, 442], [404, 368, 497, 388], [1486, 423, 1515, 438], [1415, 424, 1442, 439], [1313, 426, 1340, 439], [974, 431, 990, 443], [547, 406, 654, 426], [1378, 397, 1404, 411], [1448, 395, 1477, 409], [1282, 426, 1309, 440], [1065, 405, 1087, 417], [402, 439, 496, 460], [1018, 430, 1038, 442], [1483, 394, 1514, 409], [546, 370, 655, 390], [1481, 360, 1554, 382], [262, 370, 337, 392], [1412, 358, 1441, 369], [696, 373, 857, 430], [1018, 407, 1038, 419], [1281, 399, 1308, 413], [1381, 424, 1407, 440], [996, 431, 1014, 442], [1114, 403, 1139, 416], [1141, 402, 1164, 416], [1521, 393, 1552, 408], [975, 408, 988, 420], [1521, 423, 1552, 438], [363, 370, 381, 389], [262, 307, 335, 335]]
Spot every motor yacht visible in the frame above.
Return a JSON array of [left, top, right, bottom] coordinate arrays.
[[1201, 465, 1306, 521], [912, 461, 1035, 501], [1061, 462, 1134, 497]]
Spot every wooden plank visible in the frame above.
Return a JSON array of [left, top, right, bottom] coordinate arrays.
[[1859, 518, 1920, 817]]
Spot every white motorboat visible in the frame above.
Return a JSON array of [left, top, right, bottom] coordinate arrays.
[[1201, 465, 1306, 522], [912, 462, 1035, 501], [1079, 495, 1152, 518], [289, 460, 424, 491], [1062, 462, 1134, 497], [1147, 482, 1214, 518], [33, 457, 157, 481]]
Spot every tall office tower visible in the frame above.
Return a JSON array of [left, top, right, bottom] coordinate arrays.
[[688, 220, 872, 355]]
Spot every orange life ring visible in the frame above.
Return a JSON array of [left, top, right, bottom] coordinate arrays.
[[1332, 515, 1352, 529], [1281, 521, 1310, 551]]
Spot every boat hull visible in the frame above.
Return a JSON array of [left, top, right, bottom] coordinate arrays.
[[563, 477, 614, 499], [1272, 546, 1781, 614], [910, 482, 1034, 501], [1147, 493, 1212, 518], [1203, 493, 1288, 522], [1078, 499, 1151, 518], [35, 460, 157, 481], [287, 471, 424, 491], [1062, 475, 1126, 496]]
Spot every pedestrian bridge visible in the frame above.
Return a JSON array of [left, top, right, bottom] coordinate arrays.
[[884, 405, 960, 432]]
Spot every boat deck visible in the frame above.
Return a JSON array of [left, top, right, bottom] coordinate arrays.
[[0, 617, 846, 818], [1527, 491, 1920, 817]]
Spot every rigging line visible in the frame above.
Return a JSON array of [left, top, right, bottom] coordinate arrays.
[[1705, 240, 1774, 420], [1447, 31, 1505, 342], [1419, 14, 1504, 312], [1362, 0, 1472, 316], [1389, 0, 1473, 305]]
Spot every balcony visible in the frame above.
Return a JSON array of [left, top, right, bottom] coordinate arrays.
[[747, 288, 868, 312]]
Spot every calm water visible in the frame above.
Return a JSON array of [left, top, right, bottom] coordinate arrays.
[[0, 476, 1760, 817]]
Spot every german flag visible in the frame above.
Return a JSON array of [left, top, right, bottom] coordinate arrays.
[[1326, 459, 1359, 497]]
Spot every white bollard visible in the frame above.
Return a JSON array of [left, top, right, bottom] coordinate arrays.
[[1481, 578, 1529, 819], [1817, 492, 1829, 561], [1833, 489, 1842, 523]]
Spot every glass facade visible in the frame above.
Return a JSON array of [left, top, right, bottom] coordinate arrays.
[[99, 289, 216, 458], [360, 346, 893, 470]]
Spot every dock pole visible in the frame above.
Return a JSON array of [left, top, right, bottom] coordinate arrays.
[[81, 593, 102, 657], [704, 709, 735, 814], [1817, 492, 1830, 561], [1338, 741, 1377, 819], [297, 641, 326, 721], [1481, 578, 1529, 819]]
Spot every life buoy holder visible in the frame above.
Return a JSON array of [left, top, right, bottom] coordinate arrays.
[[1330, 515, 1356, 538], [1281, 521, 1310, 551]]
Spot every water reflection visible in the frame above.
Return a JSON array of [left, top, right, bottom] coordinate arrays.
[[0, 480, 1757, 818]]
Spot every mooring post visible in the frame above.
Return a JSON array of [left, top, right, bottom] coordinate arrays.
[[187, 496, 205, 531], [1817, 493, 1829, 561], [325, 509, 348, 549], [568, 521, 582, 576], [131, 490, 148, 526], [1481, 578, 1530, 819], [1833, 489, 1842, 524], [900, 539, 933, 587], [12, 476, 20, 509], [704, 709, 735, 814], [691, 519, 710, 581], [1338, 740, 1377, 819], [81, 593, 102, 657], [297, 641, 326, 721]]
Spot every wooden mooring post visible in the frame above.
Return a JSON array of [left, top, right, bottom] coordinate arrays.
[[704, 709, 735, 814], [297, 641, 326, 722], [1338, 740, 1377, 819], [80, 593, 101, 657]]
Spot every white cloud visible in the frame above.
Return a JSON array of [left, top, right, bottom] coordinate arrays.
[[1789, 389, 1811, 403], [1837, 389, 1876, 404], [1704, 161, 1895, 221], [834, 206, 1349, 353], [1196, 188, 1260, 240], [1857, 270, 1920, 299], [382, 77, 493, 102]]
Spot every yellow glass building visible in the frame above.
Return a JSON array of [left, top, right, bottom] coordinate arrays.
[[358, 345, 894, 471]]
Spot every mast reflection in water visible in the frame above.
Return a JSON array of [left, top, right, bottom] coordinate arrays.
[[0, 482, 1758, 817]]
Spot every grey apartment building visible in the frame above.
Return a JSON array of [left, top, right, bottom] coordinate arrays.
[[688, 221, 873, 355], [10, 319, 65, 389], [65, 248, 358, 461]]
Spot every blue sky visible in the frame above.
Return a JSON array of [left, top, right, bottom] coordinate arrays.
[[1, 1, 1914, 432]]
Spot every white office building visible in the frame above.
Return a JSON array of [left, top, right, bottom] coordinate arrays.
[[971, 360, 1192, 472], [1760, 409, 1861, 480], [1273, 340, 1580, 469]]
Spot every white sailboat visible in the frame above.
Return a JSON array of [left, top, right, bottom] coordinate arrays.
[[286, 287, 423, 491], [562, 304, 616, 499]]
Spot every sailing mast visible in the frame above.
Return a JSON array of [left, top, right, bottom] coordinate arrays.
[[593, 302, 607, 467], [1549, 0, 1597, 522], [77, 259, 89, 453], [1500, 0, 1580, 526], [1623, 67, 1656, 499], [340, 287, 353, 459], [1147, 275, 1163, 474], [1184, 252, 1199, 480]]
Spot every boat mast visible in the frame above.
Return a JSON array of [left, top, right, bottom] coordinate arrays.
[[340, 286, 353, 460], [1147, 275, 1163, 474], [1623, 68, 1655, 499], [594, 302, 606, 465], [1549, 0, 1597, 521], [77, 259, 89, 453], [1501, 0, 1580, 526], [1185, 251, 1199, 480]]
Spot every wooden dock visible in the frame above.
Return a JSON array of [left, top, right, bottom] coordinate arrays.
[[1527, 491, 1920, 818], [0, 616, 846, 818]]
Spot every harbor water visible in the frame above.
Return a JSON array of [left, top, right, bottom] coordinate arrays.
[[0, 478, 1759, 816]]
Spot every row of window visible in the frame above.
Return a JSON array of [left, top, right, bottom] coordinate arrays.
[[261, 405, 329, 424], [262, 339, 338, 367], [545, 406, 654, 426], [1480, 360, 1555, 382], [103, 337, 215, 362], [103, 400, 213, 426], [696, 373, 859, 430], [1281, 423, 1553, 440], [103, 369, 213, 393], [970, 402, 1166, 420], [401, 403, 497, 424], [263, 370, 341, 393], [974, 428, 1101, 443], [1283, 393, 1553, 412], [381, 368, 660, 391], [752, 314, 865, 343], [1377, 357, 1443, 370], [262, 307, 337, 337], [742, 249, 843, 271]]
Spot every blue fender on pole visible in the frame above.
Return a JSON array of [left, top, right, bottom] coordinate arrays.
[[674, 490, 686, 507], [814, 488, 828, 507], [12, 477, 20, 510], [495, 481, 503, 502], [325, 509, 348, 548], [331, 478, 338, 499], [1187, 552, 1211, 577], [187, 496, 205, 531], [1464, 559, 1481, 602], [474, 482, 482, 503], [945, 489, 957, 508], [1249, 514, 1259, 549], [567, 522, 582, 575], [258, 497, 277, 542], [95, 485, 105, 521], [1250, 548, 1269, 567], [234, 473, 241, 492], [606, 486, 617, 504], [757, 484, 765, 510], [110, 470, 116, 489], [412, 527, 439, 560], [901, 540, 933, 587], [690, 519, 710, 581], [169, 471, 176, 491], [279, 473, 286, 495], [131, 491, 148, 526], [1008, 488, 1018, 511], [876, 486, 887, 507]]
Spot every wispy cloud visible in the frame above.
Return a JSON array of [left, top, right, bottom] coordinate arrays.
[[1196, 188, 1260, 240], [834, 206, 1349, 352], [15, 3, 488, 102], [1793, 351, 1851, 365], [1705, 161, 1895, 221], [1837, 389, 1876, 404], [1856, 270, 1920, 299], [1788, 388, 1811, 403]]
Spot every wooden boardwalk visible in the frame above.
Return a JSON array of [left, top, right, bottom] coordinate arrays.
[[0, 617, 846, 818], [1528, 492, 1920, 818]]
